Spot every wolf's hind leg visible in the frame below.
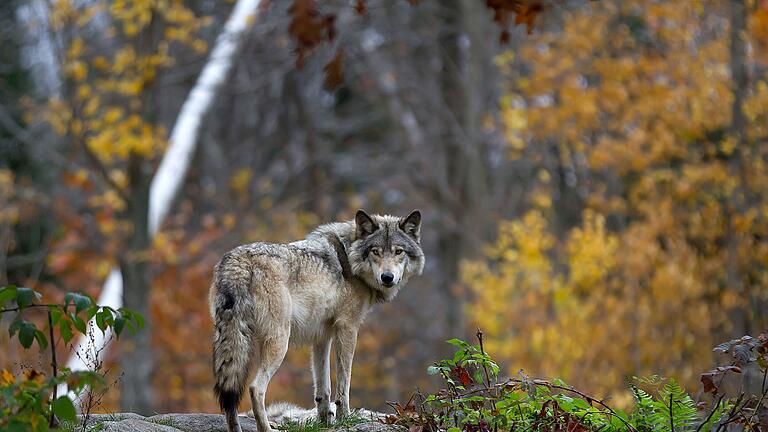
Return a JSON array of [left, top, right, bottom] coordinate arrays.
[[312, 338, 333, 424], [249, 329, 290, 432]]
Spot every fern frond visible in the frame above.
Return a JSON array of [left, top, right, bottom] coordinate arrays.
[[653, 379, 697, 432]]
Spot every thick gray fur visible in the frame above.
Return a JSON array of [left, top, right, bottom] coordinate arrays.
[[210, 210, 425, 432]]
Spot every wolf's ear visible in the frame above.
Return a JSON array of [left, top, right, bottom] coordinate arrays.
[[399, 209, 421, 242], [355, 209, 378, 238]]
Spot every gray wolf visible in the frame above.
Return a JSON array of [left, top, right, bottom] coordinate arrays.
[[210, 209, 425, 432]]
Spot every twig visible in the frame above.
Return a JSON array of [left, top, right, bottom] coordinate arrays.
[[715, 393, 745, 432], [532, 379, 638, 432], [0, 303, 81, 314], [75, 137, 129, 203], [48, 310, 59, 428], [695, 395, 723, 432], [475, 328, 492, 389], [763, 363, 768, 395], [746, 367, 768, 429]]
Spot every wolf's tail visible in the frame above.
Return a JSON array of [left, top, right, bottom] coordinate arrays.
[[212, 254, 255, 432]]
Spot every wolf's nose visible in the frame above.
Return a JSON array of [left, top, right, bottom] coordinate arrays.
[[381, 272, 395, 285]]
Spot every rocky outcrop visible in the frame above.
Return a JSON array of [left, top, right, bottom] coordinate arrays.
[[75, 408, 403, 432]]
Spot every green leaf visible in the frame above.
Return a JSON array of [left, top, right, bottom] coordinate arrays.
[[72, 315, 87, 334], [133, 311, 145, 329], [427, 365, 441, 375], [457, 395, 486, 402], [571, 398, 591, 409], [86, 305, 99, 320], [7, 419, 33, 432], [34, 329, 48, 350], [65, 292, 92, 314], [120, 308, 144, 330], [52, 395, 77, 422], [114, 314, 125, 336], [490, 363, 500, 376], [95, 310, 108, 333], [446, 338, 467, 347], [0, 285, 16, 303], [15, 287, 40, 308], [17, 321, 38, 348], [9, 318, 21, 336], [59, 319, 73, 343], [49, 307, 62, 325]]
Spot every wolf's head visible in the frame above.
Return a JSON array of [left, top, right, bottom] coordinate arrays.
[[348, 209, 425, 301]]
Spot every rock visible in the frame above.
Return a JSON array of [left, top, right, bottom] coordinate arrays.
[[74, 407, 404, 432], [147, 413, 260, 432], [92, 418, 181, 432], [76, 412, 258, 432], [345, 422, 407, 432]]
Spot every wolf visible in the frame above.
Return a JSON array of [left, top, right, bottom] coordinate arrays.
[[210, 209, 425, 432]]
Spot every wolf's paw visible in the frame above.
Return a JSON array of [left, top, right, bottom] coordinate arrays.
[[335, 400, 351, 419], [317, 407, 335, 425]]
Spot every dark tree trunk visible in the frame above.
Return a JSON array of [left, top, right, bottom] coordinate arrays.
[[437, 0, 489, 339], [118, 12, 162, 413], [119, 153, 155, 414], [726, 0, 750, 338]]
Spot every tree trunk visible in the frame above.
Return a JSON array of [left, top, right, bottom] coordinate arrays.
[[726, 0, 750, 337], [119, 153, 154, 414], [62, 0, 265, 406], [438, 0, 488, 339]]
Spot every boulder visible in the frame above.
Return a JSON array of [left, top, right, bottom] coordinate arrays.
[[74, 406, 404, 432]]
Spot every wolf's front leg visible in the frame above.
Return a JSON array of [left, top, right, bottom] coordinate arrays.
[[333, 325, 358, 419], [312, 339, 334, 424]]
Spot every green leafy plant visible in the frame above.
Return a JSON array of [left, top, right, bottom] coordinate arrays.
[[0, 285, 143, 431], [386, 330, 767, 432]]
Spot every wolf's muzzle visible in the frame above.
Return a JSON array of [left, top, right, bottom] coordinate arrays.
[[380, 272, 395, 286]]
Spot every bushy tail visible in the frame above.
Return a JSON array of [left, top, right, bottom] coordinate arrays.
[[212, 258, 254, 432]]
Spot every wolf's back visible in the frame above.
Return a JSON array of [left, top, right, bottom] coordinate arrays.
[[211, 250, 255, 426]]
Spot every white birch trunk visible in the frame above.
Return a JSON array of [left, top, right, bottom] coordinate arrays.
[[62, 0, 264, 402]]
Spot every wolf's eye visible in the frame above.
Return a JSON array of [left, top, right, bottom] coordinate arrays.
[[394, 249, 404, 256], [371, 249, 380, 256]]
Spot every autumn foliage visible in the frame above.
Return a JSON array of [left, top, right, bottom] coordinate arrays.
[[466, 0, 768, 404], [1, 0, 768, 420]]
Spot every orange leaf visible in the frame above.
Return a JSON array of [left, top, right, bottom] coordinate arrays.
[[323, 49, 344, 90]]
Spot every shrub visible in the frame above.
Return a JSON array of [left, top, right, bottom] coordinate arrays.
[[0, 285, 143, 431], [385, 330, 767, 432]]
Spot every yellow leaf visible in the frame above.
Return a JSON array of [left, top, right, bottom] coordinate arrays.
[[0, 369, 15, 386]]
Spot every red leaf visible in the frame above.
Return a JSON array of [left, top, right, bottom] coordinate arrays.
[[355, 0, 366, 16], [287, 0, 336, 67], [701, 365, 742, 394], [513, 2, 543, 34], [451, 365, 473, 387], [484, 0, 545, 40], [323, 49, 344, 90]]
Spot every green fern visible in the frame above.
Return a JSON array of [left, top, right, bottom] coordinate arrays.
[[629, 385, 656, 432], [629, 379, 699, 432], [652, 379, 697, 432]]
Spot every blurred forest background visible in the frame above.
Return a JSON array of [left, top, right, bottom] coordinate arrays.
[[1, 0, 768, 416]]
